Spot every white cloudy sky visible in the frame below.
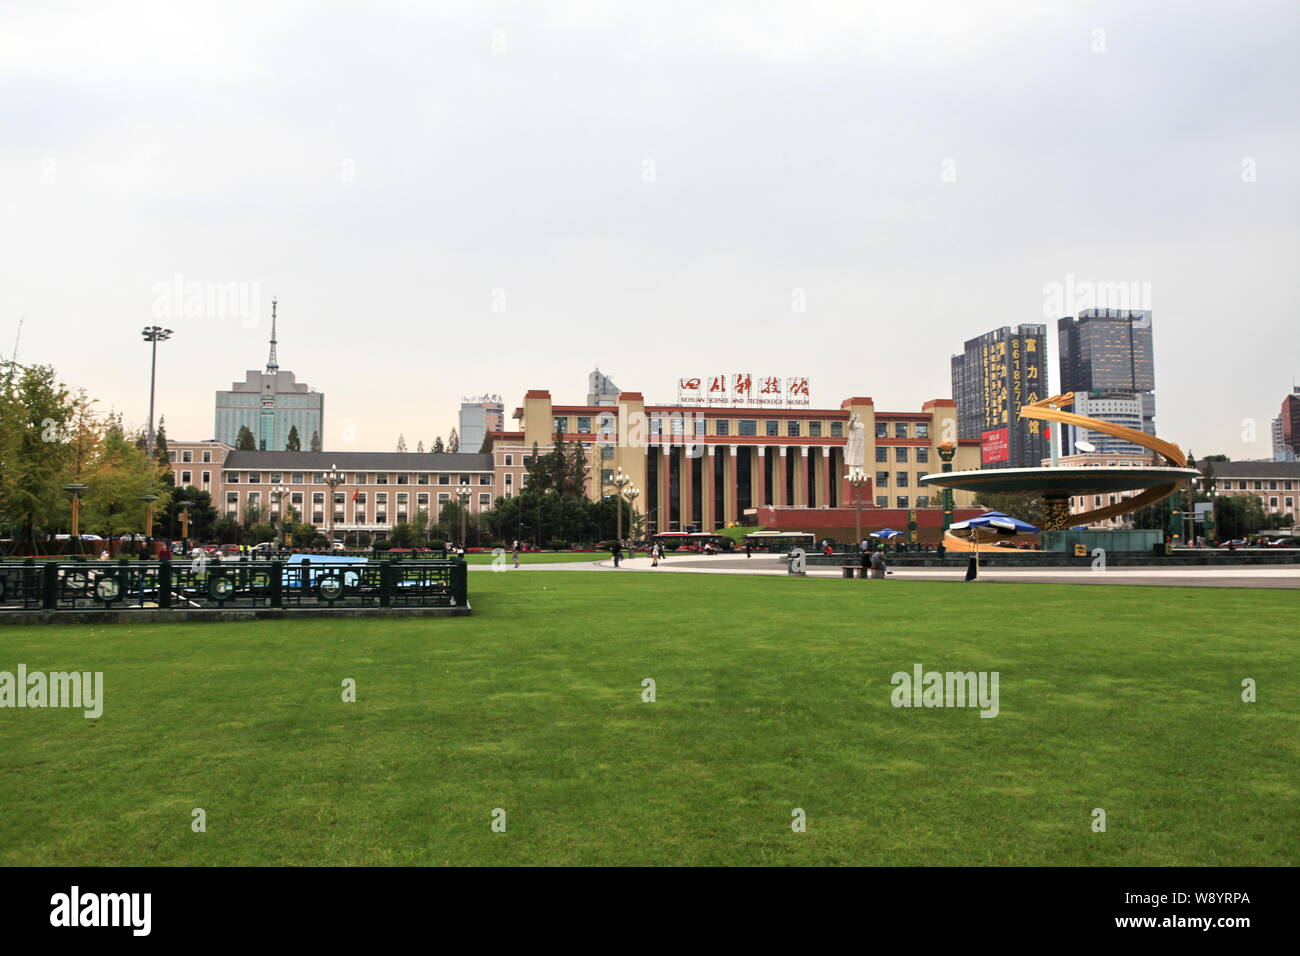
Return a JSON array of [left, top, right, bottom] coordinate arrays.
[[2, 0, 1297, 457]]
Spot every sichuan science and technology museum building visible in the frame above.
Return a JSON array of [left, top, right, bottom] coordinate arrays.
[[485, 388, 983, 536]]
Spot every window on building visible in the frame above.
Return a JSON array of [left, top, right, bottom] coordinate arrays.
[[876, 471, 889, 486], [715, 420, 730, 436], [313, 473, 324, 484], [270, 473, 281, 483], [916, 424, 929, 438], [169, 451, 178, 463], [202, 451, 212, 463], [313, 512, 324, 523], [438, 475, 450, 484], [895, 423, 909, 438], [897, 496, 909, 508], [202, 471, 211, 485], [875, 496, 888, 507], [224, 472, 239, 483], [649, 418, 662, 435], [830, 422, 843, 438], [917, 496, 930, 507], [376, 493, 388, 505], [397, 493, 408, 504], [417, 474, 428, 485], [479, 475, 492, 485], [809, 421, 822, 437], [397, 474, 409, 484], [355, 513, 366, 524], [313, 492, 324, 504], [876, 447, 888, 462], [375, 513, 387, 524], [505, 474, 513, 487], [916, 447, 929, 463], [291, 493, 303, 504], [438, 493, 450, 505], [417, 493, 428, 505], [787, 421, 801, 437], [460, 474, 470, 484], [896, 472, 909, 487], [226, 492, 238, 504], [353, 493, 366, 504], [376, 474, 388, 484], [181, 471, 192, 484], [292, 473, 304, 484], [876, 423, 888, 438], [739, 420, 757, 436], [601, 444, 614, 460], [505, 455, 514, 466], [479, 494, 491, 507], [577, 417, 592, 434], [896, 447, 909, 462], [182, 451, 193, 463], [248, 472, 260, 484]]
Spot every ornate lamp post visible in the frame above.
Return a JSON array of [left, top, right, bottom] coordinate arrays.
[[64, 484, 87, 556], [612, 467, 632, 544], [141, 493, 159, 556], [270, 484, 290, 549], [177, 502, 191, 550], [623, 484, 640, 552], [457, 484, 472, 549], [141, 326, 173, 461], [323, 464, 344, 547], [936, 442, 957, 535]]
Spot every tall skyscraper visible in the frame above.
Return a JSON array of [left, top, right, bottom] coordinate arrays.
[[458, 395, 505, 452], [1057, 308, 1155, 443], [951, 325, 1050, 468], [1275, 387, 1300, 461], [214, 300, 324, 451]]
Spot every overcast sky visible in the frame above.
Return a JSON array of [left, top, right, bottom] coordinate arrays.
[[2, 0, 1297, 458]]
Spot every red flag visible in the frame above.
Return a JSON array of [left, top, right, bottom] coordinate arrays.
[[1043, 426, 1051, 439], [351, 488, 360, 502]]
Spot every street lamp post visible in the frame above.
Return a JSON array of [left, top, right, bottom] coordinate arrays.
[[271, 484, 290, 550], [457, 484, 472, 550], [936, 442, 957, 535], [612, 467, 632, 545], [141, 493, 159, 556], [141, 326, 173, 461], [64, 484, 86, 556], [624, 485, 639, 553], [323, 464, 343, 547], [177, 502, 191, 551]]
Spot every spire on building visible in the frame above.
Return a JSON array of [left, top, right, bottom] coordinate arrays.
[[266, 297, 279, 374]]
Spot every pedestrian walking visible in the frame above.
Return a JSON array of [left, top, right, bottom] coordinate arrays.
[[512, 540, 521, 568], [612, 540, 622, 567], [651, 543, 660, 567]]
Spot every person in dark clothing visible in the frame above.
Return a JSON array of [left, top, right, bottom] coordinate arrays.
[[612, 541, 622, 567]]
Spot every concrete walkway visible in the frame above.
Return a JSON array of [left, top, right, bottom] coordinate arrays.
[[469, 554, 1300, 588]]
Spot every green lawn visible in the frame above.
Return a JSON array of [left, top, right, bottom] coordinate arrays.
[[461, 551, 605, 565], [1, 573, 1296, 866]]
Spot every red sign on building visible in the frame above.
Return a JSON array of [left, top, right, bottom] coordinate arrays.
[[981, 427, 1010, 464]]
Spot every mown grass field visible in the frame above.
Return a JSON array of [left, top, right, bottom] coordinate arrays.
[[0, 571, 1296, 866]]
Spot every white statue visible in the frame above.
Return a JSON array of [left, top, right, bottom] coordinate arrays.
[[845, 412, 866, 477]]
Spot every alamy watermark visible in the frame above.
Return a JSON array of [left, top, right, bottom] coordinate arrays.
[[0, 665, 103, 718], [890, 664, 999, 718]]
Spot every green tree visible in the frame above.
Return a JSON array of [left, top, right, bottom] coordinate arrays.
[[286, 425, 301, 451], [153, 415, 171, 469], [243, 500, 263, 527], [236, 425, 256, 450], [0, 362, 78, 549], [447, 428, 459, 453], [165, 486, 217, 541], [81, 421, 170, 539], [972, 491, 1045, 528], [431, 436, 445, 454], [309, 431, 321, 452]]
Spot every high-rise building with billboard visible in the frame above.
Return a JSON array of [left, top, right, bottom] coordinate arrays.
[[214, 300, 324, 451], [951, 325, 1050, 468]]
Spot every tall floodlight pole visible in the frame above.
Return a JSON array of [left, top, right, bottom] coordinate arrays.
[[612, 466, 632, 544], [141, 326, 173, 460]]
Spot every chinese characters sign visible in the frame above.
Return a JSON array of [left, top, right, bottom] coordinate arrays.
[[677, 375, 811, 408]]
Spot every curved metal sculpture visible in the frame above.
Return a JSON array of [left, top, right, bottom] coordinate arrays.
[[1016, 393, 1185, 527]]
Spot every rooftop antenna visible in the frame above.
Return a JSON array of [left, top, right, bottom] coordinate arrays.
[[266, 298, 279, 374], [10, 313, 23, 364]]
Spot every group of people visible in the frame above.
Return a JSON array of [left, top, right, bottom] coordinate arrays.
[[610, 540, 667, 568]]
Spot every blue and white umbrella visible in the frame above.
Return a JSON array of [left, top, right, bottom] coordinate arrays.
[[870, 528, 904, 540], [948, 511, 1038, 579]]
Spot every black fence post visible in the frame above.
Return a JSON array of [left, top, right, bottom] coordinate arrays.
[[42, 562, 58, 609], [159, 559, 172, 609], [451, 559, 467, 607], [380, 560, 393, 607], [270, 560, 283, 608]]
